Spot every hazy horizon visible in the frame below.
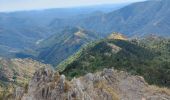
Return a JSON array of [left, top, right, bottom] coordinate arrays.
[[0, 0, 146, 12]]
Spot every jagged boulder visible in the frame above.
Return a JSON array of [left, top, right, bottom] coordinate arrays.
[[16, 67, 170, 100]]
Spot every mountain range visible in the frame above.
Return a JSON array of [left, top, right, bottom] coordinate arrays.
[[41, 0, 170, 66], [1, 33, 169, 99], [0, 0, 169, 67], [49, 0, 170, 37], [0, 3, 127, 57], [0, 0, 170, 99]]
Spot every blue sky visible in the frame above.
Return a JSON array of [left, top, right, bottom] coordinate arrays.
[[0, 0, 146, 12]]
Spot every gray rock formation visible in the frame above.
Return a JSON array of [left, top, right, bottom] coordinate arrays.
[[15, 67, 170, 100]]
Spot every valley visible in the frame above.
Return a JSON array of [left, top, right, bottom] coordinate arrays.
[[0, 0, 169, 99], [0, 0, 170, 66]]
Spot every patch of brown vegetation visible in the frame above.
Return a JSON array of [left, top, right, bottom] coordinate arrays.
[[108, 33, 127, 40], [95, 80, 120, 100], [147, 85, 170, 96]]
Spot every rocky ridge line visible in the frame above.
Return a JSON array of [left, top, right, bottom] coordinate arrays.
[[15, 67, 170, 100]]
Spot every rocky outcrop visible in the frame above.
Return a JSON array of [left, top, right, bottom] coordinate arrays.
[[0, 58, 51, 99], [108, 33, 127, 40], [16, 67, 170, 100], [0, 58, 50, 83]]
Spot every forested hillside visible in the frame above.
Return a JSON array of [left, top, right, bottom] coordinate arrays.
[[58, 34, 170, 87]]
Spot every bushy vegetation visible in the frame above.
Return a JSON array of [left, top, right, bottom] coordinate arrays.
[[56, 40, 102, 72], [59, 37, 170, 87]]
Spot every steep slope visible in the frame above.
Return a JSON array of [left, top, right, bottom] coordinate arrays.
[[37, 27, 98, 66], [82, 0, 170, 37], [15, 67, 170, 100], [58, 34, 170, 87], [50, 0, 170, 37], [0, 58, 51, 99]]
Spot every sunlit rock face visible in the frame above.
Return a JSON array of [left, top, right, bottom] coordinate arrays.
[[16, 67, 170, 100]]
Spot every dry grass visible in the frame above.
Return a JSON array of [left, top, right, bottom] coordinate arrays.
[[147, 85, 170, 96], [108, 33, 127, 40], [95, 80, 120, 100], [64, 81, 71, 92], [0, 86, 15, 100]]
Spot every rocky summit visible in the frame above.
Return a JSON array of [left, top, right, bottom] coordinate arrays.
[[15, 67, 170, 100]]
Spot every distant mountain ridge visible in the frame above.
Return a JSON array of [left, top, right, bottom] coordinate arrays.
[[36, 0, 170, 66], [59, 0, 170, 37], [37, 27, 98, 66], [0, 3, 127, 58], [0, 0, 170, 66]]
